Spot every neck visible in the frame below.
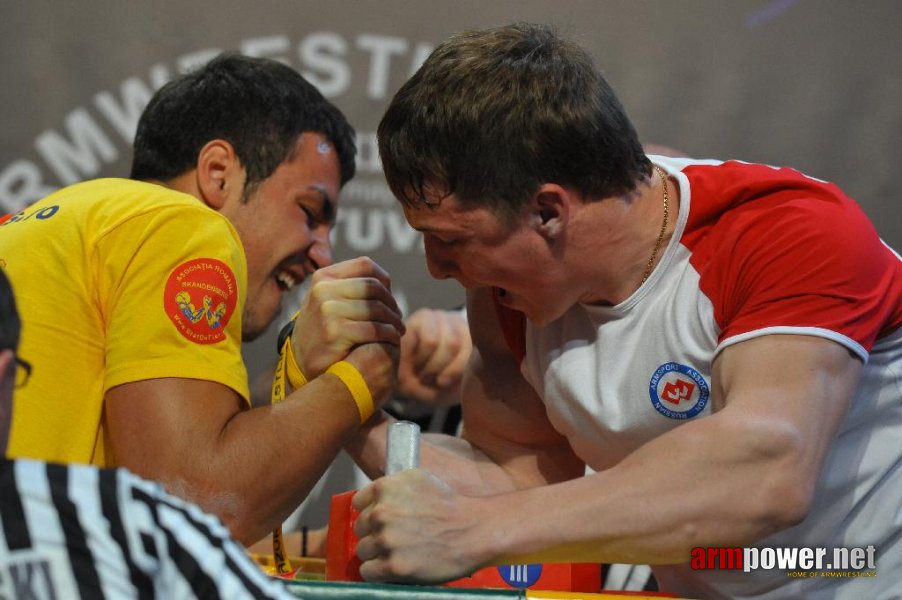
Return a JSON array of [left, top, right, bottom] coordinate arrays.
[[154, 172, 201, 199], [574, 168, 676, 306]]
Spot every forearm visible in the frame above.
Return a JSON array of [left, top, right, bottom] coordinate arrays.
[[472, 413, 808, 567]]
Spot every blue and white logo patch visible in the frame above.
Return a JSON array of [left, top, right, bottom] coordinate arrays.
[[498, 564, 542, 588], [649, 362, 709, 420]]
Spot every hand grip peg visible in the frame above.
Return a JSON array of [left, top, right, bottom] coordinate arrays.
[[385, 420, 420, 475]]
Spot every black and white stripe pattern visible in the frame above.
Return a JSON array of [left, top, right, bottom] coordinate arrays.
[[0, 459, 295, 599]]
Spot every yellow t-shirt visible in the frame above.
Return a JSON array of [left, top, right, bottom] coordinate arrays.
[[0, 178, 250, 466]]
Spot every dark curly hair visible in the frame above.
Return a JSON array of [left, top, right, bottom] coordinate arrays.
[[131, 53, 356, 199]]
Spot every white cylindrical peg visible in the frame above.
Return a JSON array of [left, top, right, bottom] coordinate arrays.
[[386, 420, 420, 475]]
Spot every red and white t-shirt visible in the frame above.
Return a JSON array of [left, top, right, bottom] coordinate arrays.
[[497, 157, 902, 599]]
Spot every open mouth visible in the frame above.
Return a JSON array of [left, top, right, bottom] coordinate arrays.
[[276, 270, 297, 291]]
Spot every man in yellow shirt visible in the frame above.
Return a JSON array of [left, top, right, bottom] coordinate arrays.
[[0, 54, 403, 545]]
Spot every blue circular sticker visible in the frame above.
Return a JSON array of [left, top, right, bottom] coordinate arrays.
[[649, 362, 709, 420], [498, 564, 542, 588]]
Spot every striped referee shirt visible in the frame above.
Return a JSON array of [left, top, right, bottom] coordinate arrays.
[[0, 459, 296, 599]]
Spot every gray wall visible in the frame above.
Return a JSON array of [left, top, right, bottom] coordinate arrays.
[[3, 0, 900, 376]]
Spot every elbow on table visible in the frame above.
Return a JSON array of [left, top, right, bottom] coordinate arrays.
[[166, 479, 263, 545], [220, 499, 273, 546]]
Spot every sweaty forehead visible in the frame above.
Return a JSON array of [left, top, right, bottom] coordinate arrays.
[[315, 140, 332, 156], [403, 192, 454, 221], [403, 195, 495, 235]]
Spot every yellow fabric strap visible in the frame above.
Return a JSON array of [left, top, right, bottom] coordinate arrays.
[[327, 360, 374, 423], [269, 318, 307, 576], [283, 336, 308, 389], [271, 327, 307, 406]]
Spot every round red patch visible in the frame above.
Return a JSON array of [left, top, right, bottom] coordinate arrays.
[[163, 258, 238, 344]]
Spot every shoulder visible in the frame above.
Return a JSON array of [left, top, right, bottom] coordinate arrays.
[[674, 158, 890, 278], [105, 179, 236, 229], [674, 161, 901, 351], [86, 180, 244, 266], [674, 159, 860, 239]]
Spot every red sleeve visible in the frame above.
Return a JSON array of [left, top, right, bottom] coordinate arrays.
[[687, 166, 902, 354]]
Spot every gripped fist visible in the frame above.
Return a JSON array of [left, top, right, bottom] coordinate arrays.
[[396, 308, 471, 407], [291, 257, 404, 379], [352, 469, 483, 583]]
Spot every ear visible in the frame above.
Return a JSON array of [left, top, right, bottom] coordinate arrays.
[[530, 184, 570, 240], [195, 140, 242, 210]]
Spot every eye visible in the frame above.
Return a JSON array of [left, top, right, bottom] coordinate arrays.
[[299, 205, 316, 227]]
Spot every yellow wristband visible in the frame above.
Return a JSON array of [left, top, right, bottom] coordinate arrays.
[[283, 337, 308, 389], [327, 361, 374, 423]]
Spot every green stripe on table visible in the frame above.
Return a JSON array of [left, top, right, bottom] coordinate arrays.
[[284, 580, 525, 599]]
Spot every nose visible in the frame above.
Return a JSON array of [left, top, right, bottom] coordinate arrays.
[[308, 225, 333, 269], [424, 235, 458, 281]]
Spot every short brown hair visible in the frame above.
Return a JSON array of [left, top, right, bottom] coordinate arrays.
[[378, 22, 651, 221]]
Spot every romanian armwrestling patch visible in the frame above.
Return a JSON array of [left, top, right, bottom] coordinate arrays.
[[163, 258, 238, 344]]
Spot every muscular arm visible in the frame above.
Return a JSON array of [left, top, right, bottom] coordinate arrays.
[[106, 365, 359, 544], [107, 257, 402, 545], [347, 286, 584, 495], [395, 307, 471, 407], [475, 335, 858, 566], [353, 333, 861, 581]]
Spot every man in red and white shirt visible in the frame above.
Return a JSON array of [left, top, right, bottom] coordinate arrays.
[[347, 23, 901, 599]]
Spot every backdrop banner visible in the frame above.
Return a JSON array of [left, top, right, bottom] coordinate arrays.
[[2, 0, 899, 380]]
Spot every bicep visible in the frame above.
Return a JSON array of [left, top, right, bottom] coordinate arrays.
[[458, 288, 584, 488], [713, 334, 863, 481], [104, 378, 245, 482]]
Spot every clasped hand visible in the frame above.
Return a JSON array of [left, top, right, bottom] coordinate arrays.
[[291, 257, 404, 374], [352, 469, 484, 583], [291, 256, 405, 407]]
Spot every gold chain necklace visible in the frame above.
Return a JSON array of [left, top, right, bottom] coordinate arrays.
[[640, 165, 670, 286]]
